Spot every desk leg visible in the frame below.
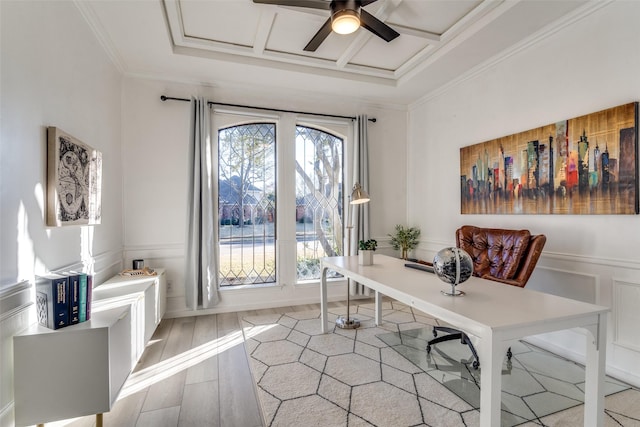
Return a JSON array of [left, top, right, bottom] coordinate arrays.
[[374, 291, 382, 326], [583, 314, 607, 427], [320, 266, 328, 334], [96, 413, 103, 427], [479, 336, 505, 427]]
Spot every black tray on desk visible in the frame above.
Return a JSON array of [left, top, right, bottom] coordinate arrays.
[[404, 263, 434, 274]]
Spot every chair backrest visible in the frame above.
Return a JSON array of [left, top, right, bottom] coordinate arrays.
[[456, 225, 546, 287]]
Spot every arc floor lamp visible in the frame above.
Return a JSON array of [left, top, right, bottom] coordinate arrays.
[[336, 182, 370, 329]]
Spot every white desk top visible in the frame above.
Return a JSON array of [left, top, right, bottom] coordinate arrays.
[[323, 255, 609, 339]]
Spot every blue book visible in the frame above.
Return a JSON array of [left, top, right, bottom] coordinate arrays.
[[35, 274, 69, 329], [67, 274, 80, 324]]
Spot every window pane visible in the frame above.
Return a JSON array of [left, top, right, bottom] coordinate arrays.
[[218, 123, 276, 286], [295, 126, 344, 281]]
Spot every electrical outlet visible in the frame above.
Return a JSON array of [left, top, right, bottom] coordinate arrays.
[[167, 280, 172, 291]]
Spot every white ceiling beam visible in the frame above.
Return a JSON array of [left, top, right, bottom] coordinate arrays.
[[254, 9, 276, 54], [389, 24, 440, 43], [335, 33, 372, 69], [336, 0, 404, 69], [277, 5, 328, 18]]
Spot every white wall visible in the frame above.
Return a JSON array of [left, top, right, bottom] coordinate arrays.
[[408, 1, 640, 386], [121, 76, 408, 316], [0, 1, 123, 424]]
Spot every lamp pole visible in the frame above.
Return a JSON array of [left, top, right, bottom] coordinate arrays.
[[336, 183, 369, 329]]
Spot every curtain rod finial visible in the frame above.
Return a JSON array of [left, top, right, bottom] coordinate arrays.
[[160, 95, 167, 101]]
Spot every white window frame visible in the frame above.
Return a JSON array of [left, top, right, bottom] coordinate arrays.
[[212, 108, 353, 288]]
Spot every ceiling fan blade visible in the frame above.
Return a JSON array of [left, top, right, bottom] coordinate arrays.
[[252, 0, 330, 10], [359, 8, 399, 42], [304, 17, 333, 51]]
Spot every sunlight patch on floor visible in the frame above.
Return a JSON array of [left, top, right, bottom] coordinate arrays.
[[118, 324, 277, 399]]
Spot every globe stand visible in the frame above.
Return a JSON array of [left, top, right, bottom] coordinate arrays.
[[441, 284, 465, 297]]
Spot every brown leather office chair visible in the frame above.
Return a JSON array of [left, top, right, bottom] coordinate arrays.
[[426, 225, 547, 369]]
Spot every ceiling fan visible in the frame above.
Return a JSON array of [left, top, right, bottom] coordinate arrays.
[[253, 0, 400, 52]]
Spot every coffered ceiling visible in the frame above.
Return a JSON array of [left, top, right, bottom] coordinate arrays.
[[77, 0, 597, 105]]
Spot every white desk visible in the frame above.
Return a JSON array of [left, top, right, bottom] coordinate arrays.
[[320, 255, 609, 427]]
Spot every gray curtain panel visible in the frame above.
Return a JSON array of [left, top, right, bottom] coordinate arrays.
[[351, 115, 371, 296], [184, 97, 220, 310]]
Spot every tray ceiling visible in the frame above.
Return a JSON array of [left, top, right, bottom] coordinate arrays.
[[164, 0, 488, 81], [78, 0, 597, 104]]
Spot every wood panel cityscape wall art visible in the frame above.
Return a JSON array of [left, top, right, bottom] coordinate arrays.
[[47, 127, 102, 226], [460, 102, 639, 215]]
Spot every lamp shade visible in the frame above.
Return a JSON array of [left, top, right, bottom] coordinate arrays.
[[350, 182, 370, 204], [331, 9, 360, 35]]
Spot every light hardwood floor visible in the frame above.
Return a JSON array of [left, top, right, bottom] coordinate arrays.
[[66, 302, 344, 427]]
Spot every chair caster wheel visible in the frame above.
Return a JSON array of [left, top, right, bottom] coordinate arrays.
[[426, 345, 432, 353], [472, 360, 480, 370]]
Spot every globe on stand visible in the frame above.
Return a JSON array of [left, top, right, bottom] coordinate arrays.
[[433, 247, 473, 296]]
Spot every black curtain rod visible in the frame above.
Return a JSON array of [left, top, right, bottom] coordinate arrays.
[[160, 95, 376, 122]]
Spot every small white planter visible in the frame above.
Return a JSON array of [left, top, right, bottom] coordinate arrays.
[[358, 250, 374, 265]]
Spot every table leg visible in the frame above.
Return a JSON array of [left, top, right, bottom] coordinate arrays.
[[321, 266, 328, 333], [583, 314, 607, 427], [96, 413, 103, 427], [374, 291, 382, 326], [478, 336, 506, 427]]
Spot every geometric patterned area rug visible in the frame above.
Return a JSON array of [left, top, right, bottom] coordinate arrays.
[[376, 328, 631, 426], [241, 300, 632, 427]]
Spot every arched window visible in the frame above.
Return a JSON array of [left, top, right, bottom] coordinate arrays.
[[295, 126, 344, 280], [218, 123, 276, 286], [216, 115, 347, 287]]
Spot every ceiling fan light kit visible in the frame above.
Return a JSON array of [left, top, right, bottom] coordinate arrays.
[[253, 0, 399, 52], [331, 8, 360, 35]]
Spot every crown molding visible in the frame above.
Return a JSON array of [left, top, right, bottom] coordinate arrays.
[[74, 0, 126, 74]]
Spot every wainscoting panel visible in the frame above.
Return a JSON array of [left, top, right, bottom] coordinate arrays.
[[123, 244, 184, 299], [0, 281, 34, 426], [527, 266, 598, 304], [613, 278, 640, 352]]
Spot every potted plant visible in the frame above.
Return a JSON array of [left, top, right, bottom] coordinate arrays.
[[388, 225, 421, 260], [358, 239, 377, 265]]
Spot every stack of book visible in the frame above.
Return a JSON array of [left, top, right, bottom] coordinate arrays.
[[35, 273, 93, 330]]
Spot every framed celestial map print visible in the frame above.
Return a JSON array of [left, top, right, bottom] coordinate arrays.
[[460, 102, 638, 215], [47, 127, 102, 226]]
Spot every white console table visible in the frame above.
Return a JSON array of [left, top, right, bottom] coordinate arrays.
[[13, 269, 166, 426]]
